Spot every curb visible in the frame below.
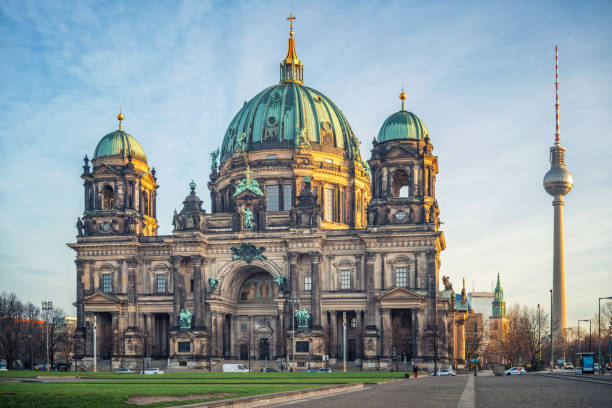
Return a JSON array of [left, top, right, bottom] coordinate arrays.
[[174, 382, 364, 407]]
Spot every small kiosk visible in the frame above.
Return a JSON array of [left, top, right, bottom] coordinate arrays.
[[577, 352, 595, 374]]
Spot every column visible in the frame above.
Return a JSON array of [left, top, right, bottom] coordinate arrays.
[[411, 310, 418, 359], [356, 254, 363, 291], [249, 315, 255, 359], [310, 252, 322, 328], [426, 250, 437, 329], [330, 312, 338, 358], [356, 311, 363, 358], [75, 260, 85, 329], [127, 258, 138, 327], [365, 253, 376, 326], [148, 313, 155, 357], [210, 312, 218, 357], [89, 261, 95, 293], [457, 320, 466, 361], [192, 256, 203, 328], [289, 253, 298, 297], [217, 313, 224, 357], [111, 312, 119, 357], [170, 256, 181, 328], [278, 311, 285, 357], [382, 309, 392, 358]]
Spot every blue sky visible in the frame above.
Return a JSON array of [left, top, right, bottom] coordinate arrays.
[[1, 0, 611, 324]]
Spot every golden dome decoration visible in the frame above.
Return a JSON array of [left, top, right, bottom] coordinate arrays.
[[399, 87, 406, 110], [117, 108, 124, 130]]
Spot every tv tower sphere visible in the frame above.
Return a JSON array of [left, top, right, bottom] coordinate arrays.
[[543, 155, 573, 197]]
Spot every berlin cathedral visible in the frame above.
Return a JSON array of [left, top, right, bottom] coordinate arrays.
[[69, 16, 471, 371]]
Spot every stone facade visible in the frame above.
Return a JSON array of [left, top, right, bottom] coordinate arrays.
[[67, 24, 465, 371]]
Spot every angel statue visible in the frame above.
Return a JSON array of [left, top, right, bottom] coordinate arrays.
[[210, 148, 220, 172], [179, 309, 192, 329], [295, 307, 310, 330]]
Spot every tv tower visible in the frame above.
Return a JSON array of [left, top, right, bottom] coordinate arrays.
[[543, 46, 573, 357]]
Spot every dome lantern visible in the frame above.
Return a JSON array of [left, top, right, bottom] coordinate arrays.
[[280, 13, 303, 85]]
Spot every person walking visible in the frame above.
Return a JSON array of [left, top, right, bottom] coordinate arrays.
[[413, 364, 418, 378]]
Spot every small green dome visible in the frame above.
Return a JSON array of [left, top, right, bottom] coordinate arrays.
[[93, 130, 147, 163], [377, 110, 428, 142], [220, 82, 360, 163]]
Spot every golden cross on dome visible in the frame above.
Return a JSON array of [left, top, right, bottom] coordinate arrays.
[[286, 12, 296, 36]]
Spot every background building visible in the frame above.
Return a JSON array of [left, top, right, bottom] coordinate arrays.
[[468, 291, 493, 318]]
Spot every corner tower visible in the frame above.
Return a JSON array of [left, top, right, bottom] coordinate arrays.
[[78, 112, 159, 237], [367, 90, 440, 228]]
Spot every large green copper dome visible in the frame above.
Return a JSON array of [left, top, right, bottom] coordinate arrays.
[[93, 130, 148, 163], [377, 110, 428, 143], [220, 82, 360, 163]]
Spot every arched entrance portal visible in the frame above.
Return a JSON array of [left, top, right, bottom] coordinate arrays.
[[215, 264, 284, 361]]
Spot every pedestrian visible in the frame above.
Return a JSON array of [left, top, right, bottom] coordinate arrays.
[[413, 364, 418, 378]]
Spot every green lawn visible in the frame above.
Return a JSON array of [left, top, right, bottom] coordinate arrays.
[[0, 370, 407, 382], [0, 382, 315, 407], [0, 371, 407, 407]]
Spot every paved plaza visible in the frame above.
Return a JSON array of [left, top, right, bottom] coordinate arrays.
[[272, 374, 612, 408]]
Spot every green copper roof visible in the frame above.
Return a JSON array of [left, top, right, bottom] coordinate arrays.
[[220, 82, 360, 163], [377, 110, 428, 142], [93, 130, 147, 163]]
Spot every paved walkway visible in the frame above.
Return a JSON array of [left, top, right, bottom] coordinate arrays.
[[271, 374, 612, 408], [272, 377, 468, 407]]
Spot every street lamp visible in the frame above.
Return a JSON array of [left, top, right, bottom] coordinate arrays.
[[342, 311, 347, 373], [577, 319, 589, 355], [598, 296, 612, 373], [287, 297, 300, 372], [41, 301, 53, 372], [549, 289, 553, 371], [537, 304, 541, 371]]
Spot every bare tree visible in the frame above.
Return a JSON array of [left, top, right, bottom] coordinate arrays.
[[492, 304, 550, 369], [0, 292, 26, 369], [465, 314, 488, 368], [24, 302, 42, 369]]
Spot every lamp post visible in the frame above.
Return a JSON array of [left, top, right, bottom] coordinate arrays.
[[550, 289, 553, 371], [538, 304, 541, 371], [41, 301, 53, 372], [598, 296, 612, 373], [342, 311, 347, 373], [589, 319, 592, 352], [578, 319, 588, 355], [93, 315, 97, 373], [288, 297, 300, 372]]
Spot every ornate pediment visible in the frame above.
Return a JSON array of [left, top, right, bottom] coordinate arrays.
[[385, 145, 416, 159], [92, 164, 121, 176], [83, 291, 122, 305], [377, 287, 425, 308]]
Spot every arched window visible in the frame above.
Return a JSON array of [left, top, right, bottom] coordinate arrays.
[[102, 185, 114, 210], [392, 170, 410, 198]]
